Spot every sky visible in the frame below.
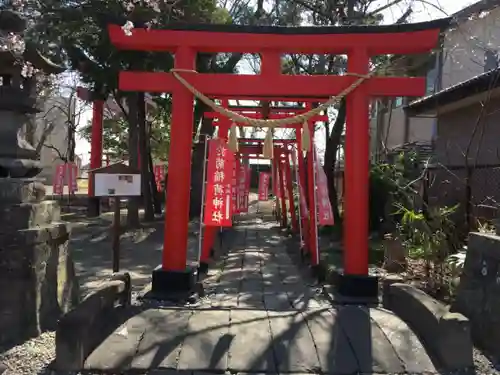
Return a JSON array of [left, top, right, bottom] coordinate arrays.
[[74, 0, 474, 165]]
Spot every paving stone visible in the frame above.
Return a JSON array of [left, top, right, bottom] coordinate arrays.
[[130, 309, 193, 369], [228, 310, 276, 373], [369, 307, 436, 373], [267, 310, 322, 373], [84, 310, 149, 370], [177, 310, 231, 371], [336, 305, 405, 373], [305, 307, 359, 374], [211, 293, 238, 308], [238, 292, 265, 309]]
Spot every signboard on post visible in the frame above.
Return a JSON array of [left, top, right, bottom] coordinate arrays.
[[203, 139, 234, 227], [315, 148, 334, 226], [89, 162, 142, 272], [258, 172, 270, 201]]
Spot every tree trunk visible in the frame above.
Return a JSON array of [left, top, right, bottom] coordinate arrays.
[[324, 100, 346, 226], [126, 93, 140, 227], [137, 93, 155, 221]]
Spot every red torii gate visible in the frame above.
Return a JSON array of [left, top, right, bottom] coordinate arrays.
[[109, 19, 447, 298]]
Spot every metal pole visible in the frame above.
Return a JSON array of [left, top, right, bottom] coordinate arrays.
[[197, 135, 210, 266]]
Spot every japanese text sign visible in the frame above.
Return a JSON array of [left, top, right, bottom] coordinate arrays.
[[237, 164, 249, 213], [203, 139, 235, 226], [258, 172, 271, 201], [154, 164, 165, 190], [231, 157, 240, 214]]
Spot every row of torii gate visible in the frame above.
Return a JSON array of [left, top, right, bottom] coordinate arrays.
[[85, 18, 447, 299], [199, 102, 329, 279]]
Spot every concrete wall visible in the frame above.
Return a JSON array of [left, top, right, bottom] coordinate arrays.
[[428, 96, 500, 215]]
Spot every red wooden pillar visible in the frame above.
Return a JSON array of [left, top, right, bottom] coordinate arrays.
[[159, 48, 196, 282], [277, 153, 288, 228], [272, 156, 281, 222], [284, 152, 298, 233], [306, 125, 319, 266], [344, 49, 370, 276], [87, 99, 104, 217], [296, 131, 309, 251]]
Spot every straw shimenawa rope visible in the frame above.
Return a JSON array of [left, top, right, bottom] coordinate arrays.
[[170, 68, 373, 157]]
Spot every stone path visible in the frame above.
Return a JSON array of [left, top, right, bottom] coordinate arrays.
[[84, 212, 437, 374]]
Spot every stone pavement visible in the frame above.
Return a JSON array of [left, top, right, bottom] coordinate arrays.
[[84, 213, 437, 374]]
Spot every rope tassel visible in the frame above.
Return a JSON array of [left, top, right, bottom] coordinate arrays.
[[262, 129, 274, 159], [301, 121, 311, 152], [227, 122, 239, 152]]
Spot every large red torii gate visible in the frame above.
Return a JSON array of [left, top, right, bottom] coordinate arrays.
[[109, 19, 447, 298]]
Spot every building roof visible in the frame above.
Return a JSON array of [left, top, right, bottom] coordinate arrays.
[[404, 68, 500, 116]]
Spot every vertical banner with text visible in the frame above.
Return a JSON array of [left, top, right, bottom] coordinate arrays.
[[258, 172, 271, 201], [237, 164, 249, 213], [231, 158, 240, 214], [154, 164, 165, 191], [315, 147, 334, 226], [53, 164, 65, 195], [67, 163, 78, 193], [203, 139, 235, 226]]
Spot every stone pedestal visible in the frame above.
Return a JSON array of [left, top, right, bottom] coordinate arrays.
[[0, 179, 79, 345], [452, 232, 500, 360]]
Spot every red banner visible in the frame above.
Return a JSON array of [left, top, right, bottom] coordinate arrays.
[[203, 139, 234, 226], [154, 164, 165, 190], [237, 164, 249, 213], [53, 164, 65, 195], [53, 163, 78, 194], [231, 158, 239, 214], [258, 172, 270, 201], [67, 163, 78, 193], [315, 147, 334, 226]]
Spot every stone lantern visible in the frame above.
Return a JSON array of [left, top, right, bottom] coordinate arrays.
[[0, 10, 65, 178], [0, 10, 79, 345]]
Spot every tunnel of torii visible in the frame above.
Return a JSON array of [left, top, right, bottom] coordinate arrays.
[[90, 18, 449, 298], [199, 103, 329, 274]]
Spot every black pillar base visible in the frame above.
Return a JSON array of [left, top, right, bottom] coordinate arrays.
[[198, 262, 209, 275], [87, 197, 101, 217], [311, 263, 327, 283], [146, 266, 197, 301], [336, 273, 379, 300]]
